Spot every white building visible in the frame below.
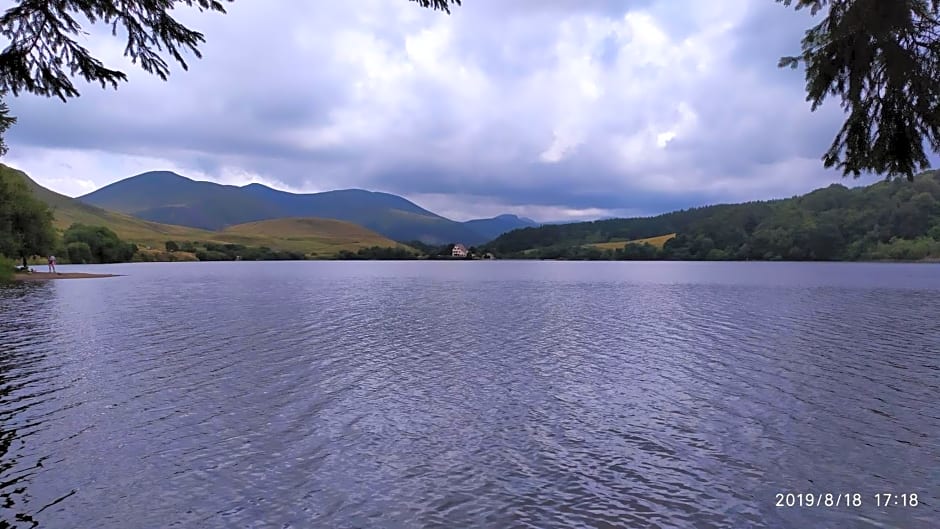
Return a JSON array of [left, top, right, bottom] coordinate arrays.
[[452, 243, 468, 257]]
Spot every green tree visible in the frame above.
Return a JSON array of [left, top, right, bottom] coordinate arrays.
[[928, 224, 940, 240], [13, 201, 56, 267], [338, 245, 418, 260], [0, 168, 56, 267], [63, 223, 137, 263], [619, 242, 660, 260], [891, 191, 937, 238], [705, 248, 730, 261], [66, 241, 93, 264], [0, 98, 14, 157], [165, 240, 180, 252], [778, 0, 940, 180], [0, 254, 12, 283]]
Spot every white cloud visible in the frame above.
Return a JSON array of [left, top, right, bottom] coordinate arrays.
[[407, 192, 636, 222], [4, 146, 305, 197], [1, 0, 867, 220]]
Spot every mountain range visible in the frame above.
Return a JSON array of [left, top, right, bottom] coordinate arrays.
[[3, 164, 405, 256], [80, 171, 538, 245], [11, 162, 940, 262]]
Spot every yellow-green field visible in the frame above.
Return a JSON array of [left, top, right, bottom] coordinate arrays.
[[587, 233, 677, 250], [220, 218, 411, 255], [5, 164, 406, 256]]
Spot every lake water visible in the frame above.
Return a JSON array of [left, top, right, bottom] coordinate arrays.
[[0, 261, 938, 529]]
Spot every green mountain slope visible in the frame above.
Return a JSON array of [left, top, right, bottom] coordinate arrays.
[[4, 164, 221, 243], [81, 171, 490, 244], [4, 164, 404, 256], [84, 171, 285, 229], [486, 171, 940, 261]]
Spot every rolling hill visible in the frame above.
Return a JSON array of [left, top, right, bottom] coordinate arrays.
[[486, 171, 940, 261], [8, 164, 220, 243], [3, 164, 404, 256], [81, 171, 492, 245]]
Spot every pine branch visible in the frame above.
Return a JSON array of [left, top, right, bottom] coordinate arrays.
[[0, 0, 232, 100]]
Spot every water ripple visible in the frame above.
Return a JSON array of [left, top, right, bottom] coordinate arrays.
[[0, 262, 938, 528]]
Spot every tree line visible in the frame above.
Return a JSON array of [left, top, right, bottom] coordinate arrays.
[[486, 171, 940, 261], [163, 240, 305, 261]]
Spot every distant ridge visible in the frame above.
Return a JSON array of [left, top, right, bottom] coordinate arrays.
[[462, 214, 539, 241], [80, 171, 528, 244]]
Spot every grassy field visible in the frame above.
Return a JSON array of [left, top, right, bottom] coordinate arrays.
[[587, 233, 677, 250], [220, 218, 410, 256], [5, 164, 405, 256]]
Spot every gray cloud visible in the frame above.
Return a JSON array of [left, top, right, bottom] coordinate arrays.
[[2, 0, 915, 221]]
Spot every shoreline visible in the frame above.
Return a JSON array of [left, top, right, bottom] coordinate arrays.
[[14, 272, 122, 281]]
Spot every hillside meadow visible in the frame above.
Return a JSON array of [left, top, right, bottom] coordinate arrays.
[[219, 218, 414, 256], [587, 234, 677, 251]]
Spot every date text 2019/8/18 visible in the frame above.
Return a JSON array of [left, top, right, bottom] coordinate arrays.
[[775, 493, 919, 508]]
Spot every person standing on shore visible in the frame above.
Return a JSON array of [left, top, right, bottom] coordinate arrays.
[[48, 255, 56, 273]]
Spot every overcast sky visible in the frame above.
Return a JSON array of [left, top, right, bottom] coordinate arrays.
[[3, 0, 933, 222]]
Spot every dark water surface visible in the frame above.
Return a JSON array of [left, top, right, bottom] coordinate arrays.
[[0, 261, 937, 529]]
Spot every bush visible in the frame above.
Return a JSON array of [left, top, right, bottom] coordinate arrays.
[[705, 248, 730, 261], [165, 240, 179, 252], [866, 237, 940, 260], [66, 242, 93, 264], [187, 241, 305, 261], [335, 246, 418, 260], [929, 225, 940, 241], [63, 224, 138, 263], [132, 250, 158, 262], [0, 255, 13, 283], [195, 250, 230, 261], [617, 242, 661, 260]]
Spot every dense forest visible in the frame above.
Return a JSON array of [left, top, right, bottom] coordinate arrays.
[[486, 171, 940, 261]]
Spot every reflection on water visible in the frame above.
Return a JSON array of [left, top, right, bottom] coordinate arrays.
[[0, 261, 938, 529], [0, 283, 67, 528]]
